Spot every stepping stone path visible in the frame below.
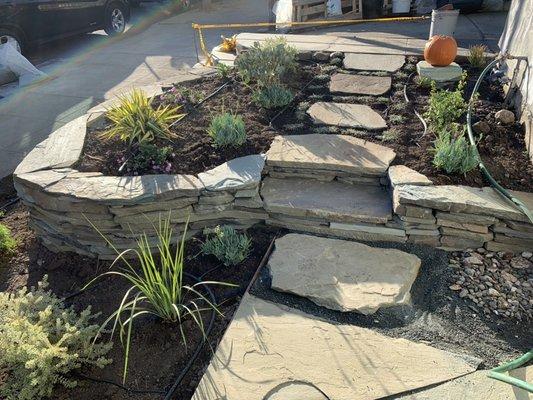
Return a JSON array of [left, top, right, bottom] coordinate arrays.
[[192, 294, 480, 400], [266, 134, 396, 177], [261, 177, 392, 224], [344, 53, 405, 72], [329, 73, 392, 96], [268, 234, 421, 314], [307, 102, 387, 130]]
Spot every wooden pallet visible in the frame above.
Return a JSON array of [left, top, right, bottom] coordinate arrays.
[[293, 0, 363, 22]]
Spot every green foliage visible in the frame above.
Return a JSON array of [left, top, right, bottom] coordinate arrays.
[[468, 45, 487, 69], [0, 277, 111, 400], [85, 217, 229, 383], [101, 89, 183, 146], [201, 225, 252, 267], [416, 76, 433, 88], [207, 112, 247, 148], [382, 127, 400, 143], [433, 127, 479, 174], [0, 223, 16, 255], [216, 63, 233, 79], [128, 142, 173, 173], [235, 38, 297, 86], [388, 114, 406, 124], [252, 84, 294, 109], [425, 73, 468, 131]]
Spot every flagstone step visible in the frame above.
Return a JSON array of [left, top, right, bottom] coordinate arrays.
[[329, 73, 392, 96], [307, 102, 387, 130], [268, 233, 421, 314], [261, 177, 392, 224], [265, 134, 396, 178], [192, 294, 480, 400]]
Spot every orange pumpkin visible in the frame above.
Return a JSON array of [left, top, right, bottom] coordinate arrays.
[[424, 35, 458, 67]]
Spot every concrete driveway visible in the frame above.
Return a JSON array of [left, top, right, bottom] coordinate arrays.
[[0, 1, 508, 179]]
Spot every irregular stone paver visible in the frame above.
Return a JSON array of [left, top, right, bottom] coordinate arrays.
[[14, 115, 88, 176], [266, 134, 396, 176], [198, 154, 265, 191], [388, 165, 433, 188], [192, 294, 480, 400], [265, 383, 328, 400], [329, 73, 392, 96], [395, 185, 532, 223], [261, 177, 392, 224], [344, 53, 405, 72], [268, 234, 421, 314], [397, 367, 532, 400], [307, 102, 387, 130]]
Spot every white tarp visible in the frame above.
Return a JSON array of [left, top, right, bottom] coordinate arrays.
[[0, 43, 47, 86]]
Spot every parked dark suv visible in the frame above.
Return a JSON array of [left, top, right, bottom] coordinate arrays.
[[0, 0, 131, 53]]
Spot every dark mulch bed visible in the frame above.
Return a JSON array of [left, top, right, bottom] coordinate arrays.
[[78, 58, 532, 191], [0, 201, 278, 400]]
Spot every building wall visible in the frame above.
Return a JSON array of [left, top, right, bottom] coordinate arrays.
[[499, 0, 533, 161]]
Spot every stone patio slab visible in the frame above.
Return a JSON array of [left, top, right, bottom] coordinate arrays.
[[344, 53, 405, 72], [268, 234, 421, 314], [198, 154, 266, 191], [192, 294, 480, 400], [307, 102, 387, 130], [266, 134, 396, 177], [261, 177, 392, 224], [329, 73, 392, 96]]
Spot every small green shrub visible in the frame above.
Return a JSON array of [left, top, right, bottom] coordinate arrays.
[[101, 89, 183, 146], [85, 218, 230, 382], [0, 277, 111, 400], [126, 142, 173, 173], [416, 76, 433, 88], [382, 127, 400, 143], [235, 38, 297, 86], [207, 112, 247, 148], [216, 63, 233, 79], [389, 114, 406, 124], [201, 225, 252, 267], [0, 223, 16, 255], [253, 84, 294, 109], [432, 128, 479, 174], [468, 45, 487, 69], [425, 73, 468, 131]]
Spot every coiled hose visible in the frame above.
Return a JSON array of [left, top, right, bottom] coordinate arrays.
[[466, 56, 533, 223]]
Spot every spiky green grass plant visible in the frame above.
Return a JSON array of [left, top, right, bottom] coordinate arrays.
[[85, 217, 230, 383], [468, 45, 488, 69], [253, 84, 294, 109], [0, 223, 16, 255], [207, 112, 246, 148], [100, 89, 183, 146], [201, 225, 252, 267], [433, 128, 479, 174]]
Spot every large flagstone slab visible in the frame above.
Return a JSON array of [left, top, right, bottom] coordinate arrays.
[[397, 367, 533, 400], [344, 53, 405, 72], [266, 134, 396, 176], [329, 73, 392, 96], [192, 294, 480, 400], [307, 102, 387, 130], [261, 177, 392, 224], [268, 233, 421, 314]]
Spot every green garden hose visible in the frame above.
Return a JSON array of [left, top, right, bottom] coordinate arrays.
[[466, 57, 533, 223], [488, 350, 533, 393]]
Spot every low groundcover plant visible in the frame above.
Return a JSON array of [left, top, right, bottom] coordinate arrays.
[[201, 225, 252, 267], [207, 112, 247, 148], [0, 277, 111, 400]]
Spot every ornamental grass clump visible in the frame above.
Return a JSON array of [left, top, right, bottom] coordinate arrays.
[[0, 223, 16, 255], [432, 127, 479, 174], [468, 45, 488, 69], [235, 37, 297, 86], [100, 89, 183, 146], [252, 84, 294, 109], [0, 277, 111, 400], [201, 225, 252, 267], [425, 73, 469, 131], [85, 217, 230, 382], [207, 112, 247, 148]]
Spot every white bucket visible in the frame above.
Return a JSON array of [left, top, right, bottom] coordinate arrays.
[[392, 0, 411, 13], [429, 9, 460, 38]]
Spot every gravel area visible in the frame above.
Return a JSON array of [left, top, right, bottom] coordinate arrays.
[[449, 249, 532, 321]]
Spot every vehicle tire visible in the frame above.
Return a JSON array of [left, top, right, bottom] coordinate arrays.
[[104, 2, 128, 36], [0, 29, 24, 54]]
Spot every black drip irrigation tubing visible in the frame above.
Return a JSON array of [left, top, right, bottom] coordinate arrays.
[[0, 196, 20, 211]]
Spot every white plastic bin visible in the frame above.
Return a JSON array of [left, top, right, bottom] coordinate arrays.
[[429, 9, 460, 38], [393, 0, 411, 13]]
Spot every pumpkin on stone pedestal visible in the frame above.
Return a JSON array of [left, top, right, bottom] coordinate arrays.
[[424, 35, 458, 67]]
